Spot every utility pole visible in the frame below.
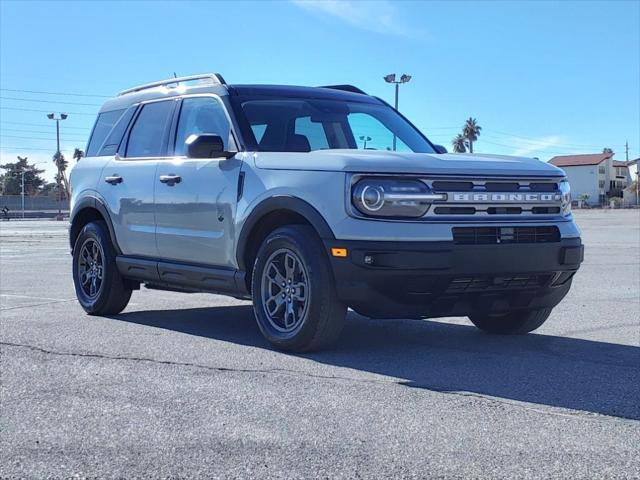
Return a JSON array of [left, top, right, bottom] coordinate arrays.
[[21, 169, 25, 219], [625, 140, 629, 162], [383, 73, 412, 151], [47, 113, 68, 220]]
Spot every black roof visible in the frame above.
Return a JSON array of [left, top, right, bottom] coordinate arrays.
[[227, 84, 381, 104]]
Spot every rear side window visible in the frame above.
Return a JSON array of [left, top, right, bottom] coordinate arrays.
[[97, 107, 136, 156], [86, 109, 125, 157], [126, 101, 174, 158]]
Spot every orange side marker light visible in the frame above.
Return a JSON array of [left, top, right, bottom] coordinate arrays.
[[331, 247, 348, 258]]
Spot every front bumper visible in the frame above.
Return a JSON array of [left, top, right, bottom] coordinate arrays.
[[324, 237, 583, 319]]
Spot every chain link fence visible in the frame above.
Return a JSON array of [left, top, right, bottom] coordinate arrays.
[[0, 195, 70, 219]]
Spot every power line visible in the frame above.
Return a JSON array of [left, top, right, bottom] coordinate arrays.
[[0, 106, 96, 116], [0, 146, 57, 151], [0, 127, 87, 137], [0, 88, 111, 98], [0, 96, 101, 107], [1, 134, 86, 142], [1, 121, 91, 130]]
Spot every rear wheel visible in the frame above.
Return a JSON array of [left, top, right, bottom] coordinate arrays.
[[251, 225, 346, 352], [469, 308, 552, 334], [72, 221, 132, 315]]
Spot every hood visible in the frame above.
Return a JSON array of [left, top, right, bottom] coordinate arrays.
[[253, 150, 565, 178]]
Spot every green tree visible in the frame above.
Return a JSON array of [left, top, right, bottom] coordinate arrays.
[[452, 134, 467, 153], [73, 148, 85, 162], [602, 147, 614, 155], [463, 117, 482, 153], [0, 156, 46, 195]]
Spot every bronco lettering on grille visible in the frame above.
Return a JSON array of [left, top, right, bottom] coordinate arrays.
[[450, 193, 561, 202]]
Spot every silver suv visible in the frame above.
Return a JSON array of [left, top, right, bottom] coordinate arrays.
[[70, 73, 583, 351]]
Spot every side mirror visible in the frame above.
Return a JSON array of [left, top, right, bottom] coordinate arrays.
[[186, 134, 235, 159], [434, 144, 448, 154]]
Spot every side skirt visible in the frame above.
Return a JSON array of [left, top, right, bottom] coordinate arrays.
[[116, 256, 249, 298]]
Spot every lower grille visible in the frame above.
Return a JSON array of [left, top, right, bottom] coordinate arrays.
[[452, 226, 560, 245], [446, 274, 550, 293]]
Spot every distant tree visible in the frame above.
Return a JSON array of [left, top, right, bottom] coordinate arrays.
[[73, 148, 85, 162], [0, 156, 46, 195], [463, 117, 482, 153], [452, 134, 467, 153], [602, 147, 614, 155], [53, 151, 70, 200]]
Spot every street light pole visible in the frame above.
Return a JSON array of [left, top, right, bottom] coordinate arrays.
[[384, 73, 412, 151], [47, 113, 68, 219], [21, 170, 25, 219]]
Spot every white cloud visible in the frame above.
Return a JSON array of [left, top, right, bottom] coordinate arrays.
[[511, 136, 563, 158], [291, 0, 421, 37]]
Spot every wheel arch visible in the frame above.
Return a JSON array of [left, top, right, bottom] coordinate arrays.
[[236, 196, 335, 290], [70, 197, 121, 254]]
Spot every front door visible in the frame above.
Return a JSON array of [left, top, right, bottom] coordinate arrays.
[[99, 99, 175, 257], [154, 95, 241, 268]]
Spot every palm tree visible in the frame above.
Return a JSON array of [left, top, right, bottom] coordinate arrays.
[[463, 117, 482, 153], [452, 134, 467, 153], [53, 151, 70, 200], [73, 148, 85, 162]]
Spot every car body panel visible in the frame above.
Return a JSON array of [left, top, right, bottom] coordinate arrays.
[[155, 156, 243, 267], [253, 150, 564, 177]]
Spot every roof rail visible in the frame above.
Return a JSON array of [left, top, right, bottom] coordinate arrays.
[[118, 73, 227, 96], [319, 84, 367, 95]]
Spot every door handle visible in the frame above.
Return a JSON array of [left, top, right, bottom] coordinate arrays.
[[104, 175, 123, 185], [159, 174, 182, 185]]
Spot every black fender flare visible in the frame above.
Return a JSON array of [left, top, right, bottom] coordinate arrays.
[[70, 195, 122, 254], [236, 195, 336, 271]]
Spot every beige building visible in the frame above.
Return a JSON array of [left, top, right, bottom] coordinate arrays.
[[549, 152, 632, 206]]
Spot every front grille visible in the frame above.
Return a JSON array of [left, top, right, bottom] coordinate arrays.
[[425, 177, 563, 219], [445, 274, 550, 293], [452, 226, 560, 245]]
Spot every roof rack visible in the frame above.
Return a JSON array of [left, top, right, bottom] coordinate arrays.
[[118, 73, 227, 96], [319, 84, 367, 95]]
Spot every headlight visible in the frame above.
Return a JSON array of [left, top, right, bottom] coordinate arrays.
[[351, 178, 446, 218], [560, 179, 571, 216]]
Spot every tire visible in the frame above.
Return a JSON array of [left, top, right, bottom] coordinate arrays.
[[72, 220, 132, 315], [469, 308, 552, 334], [251, 225, 346, 352]]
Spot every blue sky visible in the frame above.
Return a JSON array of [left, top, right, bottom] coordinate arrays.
[[1, 0, 639, 181]]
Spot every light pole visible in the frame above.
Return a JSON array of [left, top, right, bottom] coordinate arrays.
[[18, 161, 46, 219], [47, 113, 68, 219], [359, 135, 372, 149], [384, 73, 411, 151]]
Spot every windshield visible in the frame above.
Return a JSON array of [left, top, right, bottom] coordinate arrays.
[[232, 96, 436, 153]]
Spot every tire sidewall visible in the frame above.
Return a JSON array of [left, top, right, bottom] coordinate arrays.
[[251, 227, 333, 349], [72, 221, 117, 314]]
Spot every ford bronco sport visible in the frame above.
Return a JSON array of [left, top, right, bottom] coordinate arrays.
[[70, 73, 583, 352]]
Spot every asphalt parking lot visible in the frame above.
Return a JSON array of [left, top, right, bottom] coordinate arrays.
[[1, 210, 639, 478]]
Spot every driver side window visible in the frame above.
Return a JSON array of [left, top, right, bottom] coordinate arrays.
[[174, 97, 232, 156]]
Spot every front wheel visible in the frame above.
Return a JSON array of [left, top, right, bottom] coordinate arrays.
[[251, 225, 346, 352], [469, 308, 552, 334]]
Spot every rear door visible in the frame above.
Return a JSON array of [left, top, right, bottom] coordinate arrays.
[[154, 95, 241, 267], [99, 99, 176, 257]]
